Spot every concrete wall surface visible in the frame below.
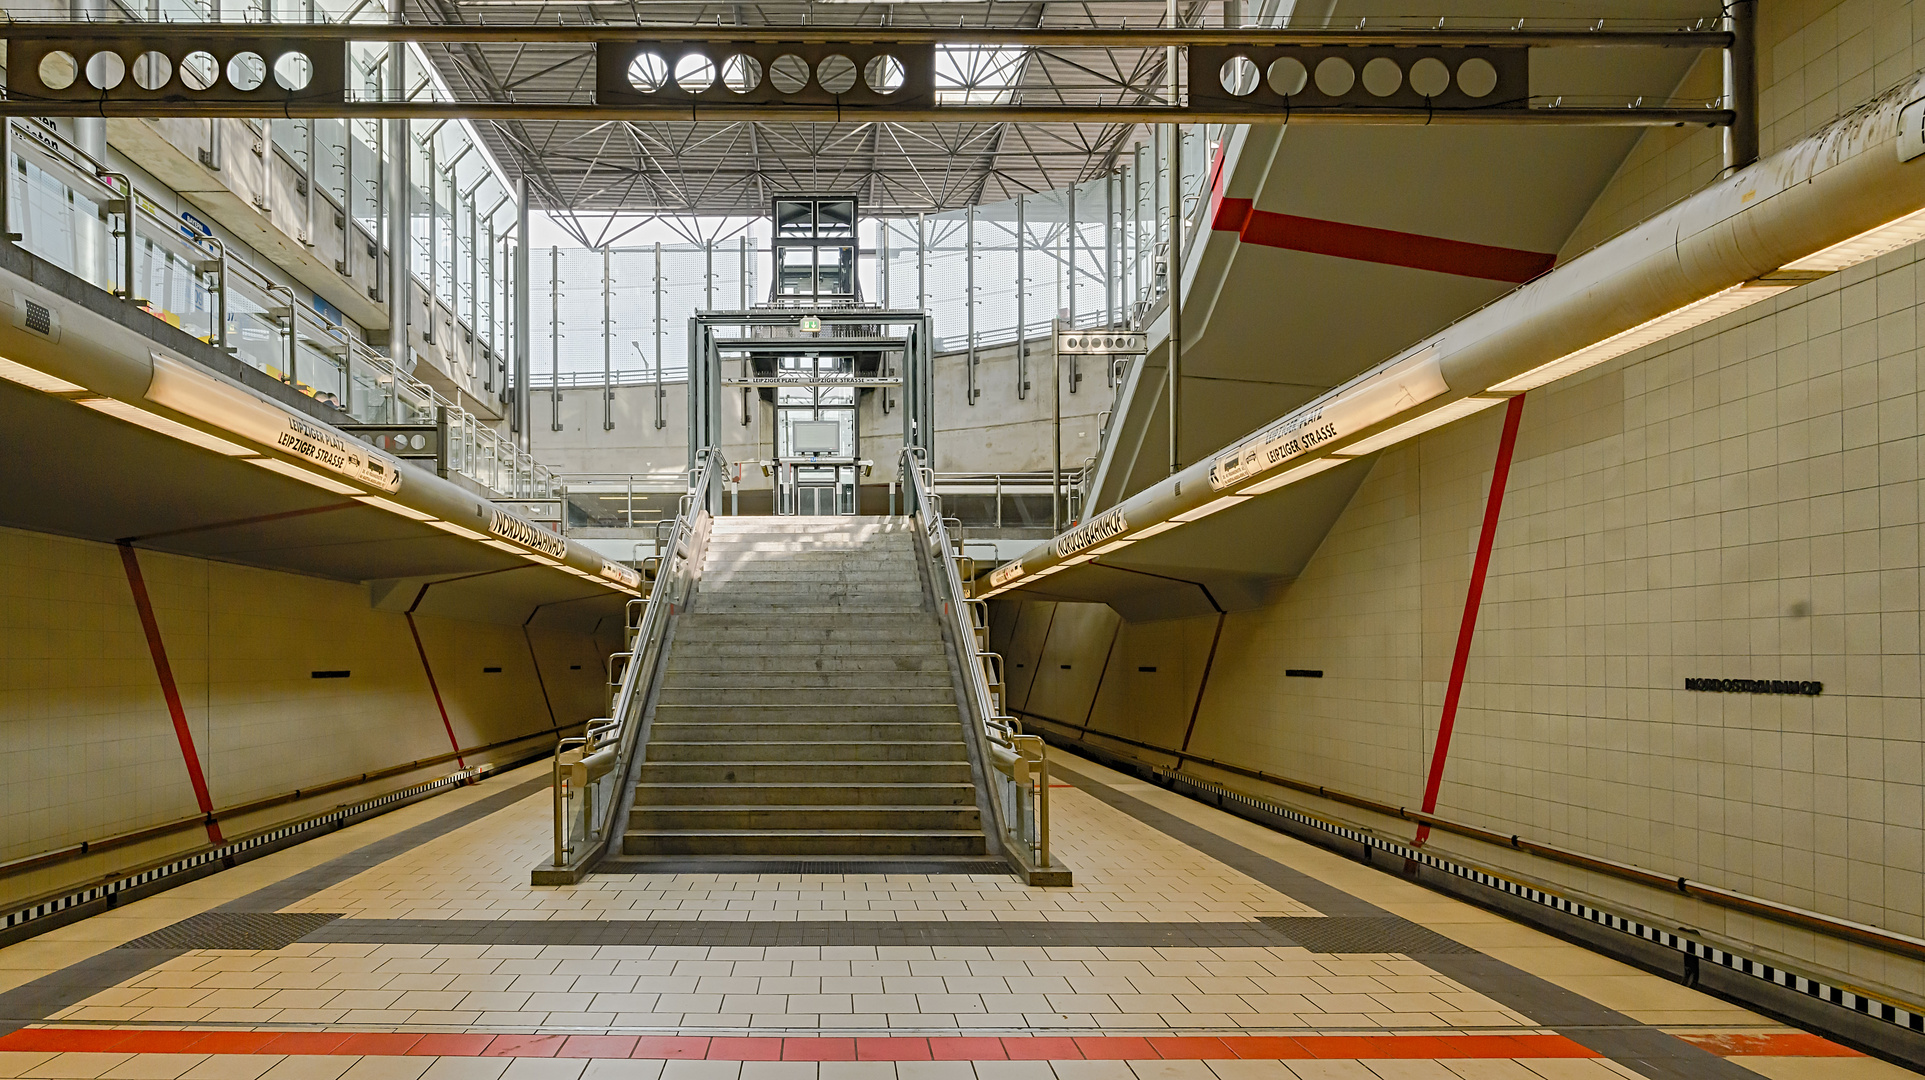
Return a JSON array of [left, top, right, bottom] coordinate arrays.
[[0, 523, 614, 909], [992, 0, 1925, 1007]]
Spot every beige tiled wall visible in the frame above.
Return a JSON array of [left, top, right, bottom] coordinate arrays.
[[0, 524, 611, 908], [997, 0, 1925, 1001]]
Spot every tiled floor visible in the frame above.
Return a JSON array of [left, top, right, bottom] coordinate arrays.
[[0, 756, 1911, 1080]]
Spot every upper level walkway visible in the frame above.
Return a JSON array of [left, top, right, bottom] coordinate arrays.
[[0, 752, 1897, 1080]]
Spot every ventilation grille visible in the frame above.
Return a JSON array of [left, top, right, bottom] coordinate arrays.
[[22, 299, 52, 337], [1260, 916, 1478, 955], [118, 911, 342, 951]]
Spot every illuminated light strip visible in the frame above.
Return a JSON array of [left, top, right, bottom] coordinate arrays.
[[1490, 279, 1802, 394], [248, 457, 363, 494], [481, 539, 526, 555], [0, 355, 85, 393], [356, 494, 437, 522], [1090, 538, 1135, 554], [1130, 520, 1184, 539], [1338, 395, 1510, 458], [1781, 206, 1925, 272], [1172, 493, 1250, 523], [76, 397, 257, 456], [1062, 552, 1097, 565], [426, 519, 488, 540]]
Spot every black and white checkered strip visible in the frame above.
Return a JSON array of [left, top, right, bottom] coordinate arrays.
[[2, 767, 480, 933], [1155, 766, 1925, 1037]]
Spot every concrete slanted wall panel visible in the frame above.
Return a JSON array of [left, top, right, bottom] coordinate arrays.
[[0, 523, 608, 909]]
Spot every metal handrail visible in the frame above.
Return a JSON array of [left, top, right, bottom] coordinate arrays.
[[901, 447, 1052, 873], [548, 447, 724, 870]]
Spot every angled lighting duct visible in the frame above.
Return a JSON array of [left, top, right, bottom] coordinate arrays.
[[1338, 395, 1511, 458], [1780, 207, 1925, 272], [1490, 279, 1807, 395], [76, 397, 256, 456], [356, 494, 437, 521], [0, 355, 85, 393]]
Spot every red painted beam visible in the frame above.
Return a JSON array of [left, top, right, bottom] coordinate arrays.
[[117, 543, 222, 845], [1213, 197, 1554, 283], [1416, 394, 1526, 845]]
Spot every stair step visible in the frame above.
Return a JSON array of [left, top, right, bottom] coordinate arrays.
[[631, 782, 979, 806], [623, 831, 988, 857], [662, 671, 952, 689], [639, 761, 974, 784], [658, 687, 955, 705], [666, 656, 950, 673], [630, 806, 983, 831], [646, 741, 966, 762]]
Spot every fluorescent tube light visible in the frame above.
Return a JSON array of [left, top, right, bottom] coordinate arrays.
[[1062, 552, 1097, 565], [426, 519, 489, 540], [1033, 565, 1066, 576], [1172, 494, 1251, 523], [1242, 454, 1351, 494], [0, 355, 84, 393], [519, 552, 562, 566], [247, 457, 362, 493], [1339, 395, 1509, 458], [77, 397, 256, 456], [1491, 280, 1799, 394], [1091, 538, 1135, 554], [1781, 207, 1925, 272], [355, 494, 437, 522], [482, 539, 526, 555], [1130, 520, 1184, 539]]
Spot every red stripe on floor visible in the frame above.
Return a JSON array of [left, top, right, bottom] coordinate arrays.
[[117, 542, 222, 845], [1212, 197, 1555, 283], [2, 1028, 1858, 1060], [0, 1030, 1613, 1060], [1675, 1032, 1865, 1057]]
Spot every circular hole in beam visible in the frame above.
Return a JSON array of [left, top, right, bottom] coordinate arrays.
[[86, 51, 127, 91], [864, 54, 905, 95], [132, 51, 172, 91], [769, 54, 810, 94], [38, 50, 78, 91], [1457, 57, 1498, 98], [226, 51, 266, 91], [1361, 57, 1402, 97], [626, 52, 669, 92], [721, 53, 762, 94], [1313, 56, 1355, 96], [1409, 57, 1450, 97], [274, 51, 312, 91], [817, 54, 857, 94], [1265, 57, 1307, 96], [1218, 56, 1258, 97], [180, 51, 218, 91], [675, 53, 715, 93]]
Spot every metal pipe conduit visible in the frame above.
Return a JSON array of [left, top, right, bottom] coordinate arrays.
[[0, 272, 634, 592], [986, 69, 1925, 593], [1023, 715, 1925, 964]]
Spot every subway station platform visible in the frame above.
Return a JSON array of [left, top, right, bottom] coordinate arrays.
[[0, 757, 1899, 1080]]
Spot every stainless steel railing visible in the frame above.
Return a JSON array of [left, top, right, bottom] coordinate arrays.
[[3, 116, 556, 500], [902, 448, 1055, 875], [549, 448, 722, 871]]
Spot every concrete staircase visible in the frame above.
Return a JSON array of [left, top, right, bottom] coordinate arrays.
[[622, 516, 988, 861]]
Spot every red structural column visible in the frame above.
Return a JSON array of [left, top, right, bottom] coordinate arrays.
[[117, 542, 223, 845], [1414, 395, 1526, 846]]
